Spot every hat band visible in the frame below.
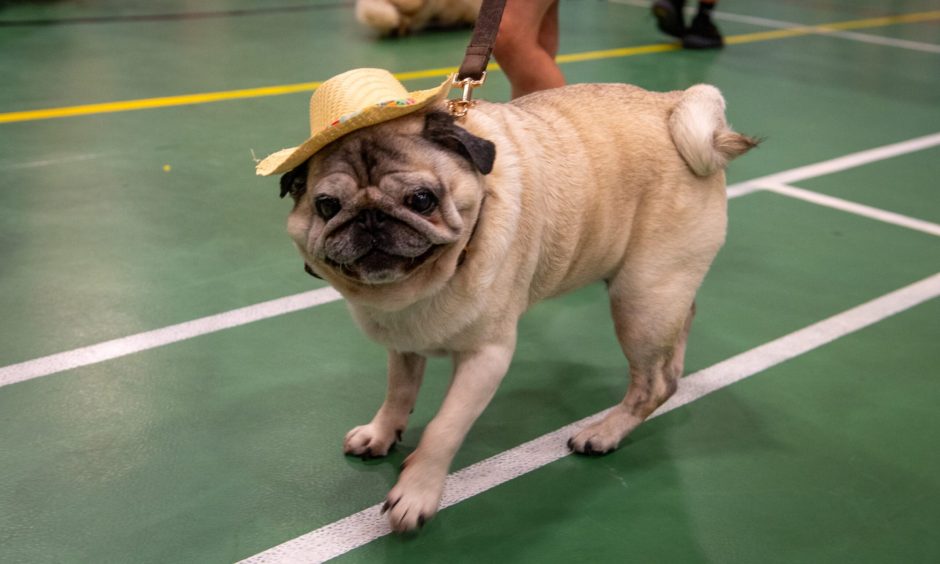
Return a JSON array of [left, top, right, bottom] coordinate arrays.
[[328, 97, 418, 128]]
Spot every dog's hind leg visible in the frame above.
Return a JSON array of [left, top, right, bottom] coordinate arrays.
[[568, 265, 702, 455], [344, 350, 426, 459]]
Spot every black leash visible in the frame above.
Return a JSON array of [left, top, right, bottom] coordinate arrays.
[[448, 0, 507, 117], [457, 0, 507, 82]]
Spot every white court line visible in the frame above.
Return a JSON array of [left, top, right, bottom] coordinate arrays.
[[734, 132, 940, 192], [0, 287, 342, 388], [705, 8, 940, 54], [816, 29, 940, 55], [1, 132, 939, 389], [611, 0, 940, 54], [239, 272, 940, 564], [758, 181, 940, 237]]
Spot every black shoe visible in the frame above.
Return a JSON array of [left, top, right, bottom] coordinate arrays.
[[652, 0, 686, 39], [682, 12, 724, 49]]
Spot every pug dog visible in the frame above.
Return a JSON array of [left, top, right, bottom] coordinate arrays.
[[275, 82, 756, 532], [355, 0, 481, 36]]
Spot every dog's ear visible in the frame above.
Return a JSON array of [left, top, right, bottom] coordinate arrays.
[[278, 161, 308, 199], [422, 112, 496, 175]]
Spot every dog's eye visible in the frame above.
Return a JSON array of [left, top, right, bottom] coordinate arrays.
[[407, 189, 438, 215], [315, 196, 342, 220]]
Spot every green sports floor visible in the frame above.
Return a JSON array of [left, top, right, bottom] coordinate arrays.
[[2, 0, 939, 562]]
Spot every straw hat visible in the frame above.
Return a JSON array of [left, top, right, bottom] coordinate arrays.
[[255, 68, 452, 176]]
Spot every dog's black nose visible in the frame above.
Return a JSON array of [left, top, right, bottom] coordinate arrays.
[[356, 209, 388, 230]]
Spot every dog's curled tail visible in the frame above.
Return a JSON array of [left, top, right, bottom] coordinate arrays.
[[669, 84, 759, 177]]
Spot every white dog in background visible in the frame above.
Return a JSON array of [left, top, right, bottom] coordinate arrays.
[[355, 0, 481, 35]]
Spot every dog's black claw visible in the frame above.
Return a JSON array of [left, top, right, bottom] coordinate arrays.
[[381, 497, 400, 515], [582, 442, 614, 457], [570, 439, 610, 456], [417, 515, 426, 528], [360, 447, 374, 460], [395, 429, 404, 443]]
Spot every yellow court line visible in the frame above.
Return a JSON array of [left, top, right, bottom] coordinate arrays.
[[726, 9, 940, 45], [0, 82, 321, 124], [1, 9, 938, 125], [555, 42, 680, 64]]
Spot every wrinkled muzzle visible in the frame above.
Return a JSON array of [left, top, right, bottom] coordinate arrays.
[[320, 208, 439, 284]]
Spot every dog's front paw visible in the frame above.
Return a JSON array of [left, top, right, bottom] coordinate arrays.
[[567, 432, 618, 456], [343, 422, 403, 459], [381, 454, 446, 532], [567, 418, 632, 456]]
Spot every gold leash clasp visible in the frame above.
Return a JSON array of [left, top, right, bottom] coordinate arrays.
[[447, 72, 487, 118]]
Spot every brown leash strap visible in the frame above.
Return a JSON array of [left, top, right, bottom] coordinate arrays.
[[456, 0, 507, 81], [449, 0, 506, 117]]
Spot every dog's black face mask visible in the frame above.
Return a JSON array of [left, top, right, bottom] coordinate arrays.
[[278, 162, 323, 280], [275, 111, 495, 286]]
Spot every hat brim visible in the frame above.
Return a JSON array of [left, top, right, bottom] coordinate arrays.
[[255, 75, 453, 176]]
